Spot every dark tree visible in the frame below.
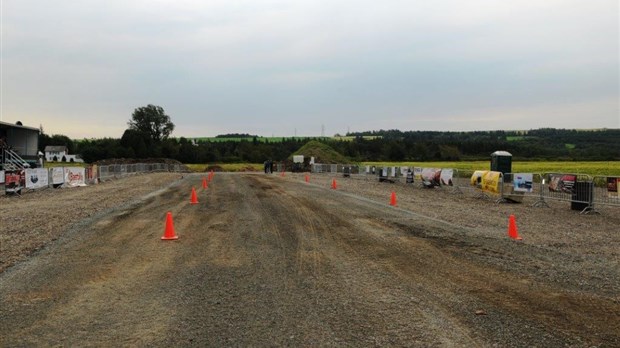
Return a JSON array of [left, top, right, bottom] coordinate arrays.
[[128, 105, 175, 142]]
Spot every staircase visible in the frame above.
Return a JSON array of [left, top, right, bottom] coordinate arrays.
[[1, 147, 30, 171]]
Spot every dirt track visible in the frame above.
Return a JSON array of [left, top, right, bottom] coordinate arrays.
[[1, 173, 619, 346]]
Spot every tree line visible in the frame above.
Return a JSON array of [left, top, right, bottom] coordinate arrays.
[[39, 105, 620, 164]]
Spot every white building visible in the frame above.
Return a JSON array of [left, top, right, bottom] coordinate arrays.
[[44, 145, 83, 163]]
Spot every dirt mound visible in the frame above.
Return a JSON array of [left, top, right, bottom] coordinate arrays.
[[290, 140, 351, 164]]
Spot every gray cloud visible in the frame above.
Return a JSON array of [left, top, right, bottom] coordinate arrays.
[[2, 0, 618, 138]]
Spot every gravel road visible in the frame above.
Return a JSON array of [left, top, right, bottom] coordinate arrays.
[[1, 172, 618, 346]]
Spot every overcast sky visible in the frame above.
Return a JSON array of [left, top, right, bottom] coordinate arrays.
[[1, 0, 618, 138]]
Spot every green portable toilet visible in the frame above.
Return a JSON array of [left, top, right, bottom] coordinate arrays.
[[490, 151, 512, 175]]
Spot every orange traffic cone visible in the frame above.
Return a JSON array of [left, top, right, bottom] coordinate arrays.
[[390, 191, 397, 206], [161, 212, 179, 240], [305, 174, 309, 183], [331, 178, 337, 189], [507, 214, 522, 240], [190, 187, 199, 204], [202, 177, 207, 189]]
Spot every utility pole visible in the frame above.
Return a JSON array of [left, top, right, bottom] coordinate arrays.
[[321, 124, 325, 137]]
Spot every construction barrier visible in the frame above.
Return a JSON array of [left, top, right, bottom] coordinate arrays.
[[25, 168, 49, 190], [498, 173, 545, 205], [592, 175, 620, 209], [494, 172, 601, 213], [311, 163, 362, 176], [4, 162, 184, 195], [64, 167, 87, 187], [98, 163, 180, 182], [308, 167, 618, 214], [536, 173, 593, 213]]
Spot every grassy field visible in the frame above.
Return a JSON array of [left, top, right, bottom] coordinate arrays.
[[187, 137, 326, 143], [43, 162, 87, 168], [187, 136, 381, 143]]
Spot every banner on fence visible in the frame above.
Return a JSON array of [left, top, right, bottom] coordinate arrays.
[[440, 169, 454, 186], [25, 168, 49, 189], [64, 167, 87, 187], [5, 171, 23, 193], [0, 170, 4, 184], [471, 170, 487, 187], [549, 174, 576, 193], [481, 171, 501, 194], [513, 173, 533, 193], [51, 167, 64, 185], [89, 165, 98, 183], [421, 168, 441, 185], [607, 177, 620, 198]]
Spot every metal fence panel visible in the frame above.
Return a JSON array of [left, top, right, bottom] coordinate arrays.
[[541, 173, 592, 204], [499, 173, 544, 204], [95, 162, 182, 182], [592, 175, 620, 208]]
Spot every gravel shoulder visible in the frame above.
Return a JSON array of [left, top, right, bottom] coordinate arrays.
[[0, 172, 185, 273], [0, 172, 618, 346]]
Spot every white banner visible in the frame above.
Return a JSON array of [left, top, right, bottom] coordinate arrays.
[[513, 173, 534, 193], [64, 167, 87, 187], [421, 168, 441, 185], [440, 169, 454, 186], [0, 170, 4, 184], [25, 168, 49, 189], [52, 167, 65, 185]]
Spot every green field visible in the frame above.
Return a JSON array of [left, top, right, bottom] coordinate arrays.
[[43, 162, 87, 168], [187, 136, 326, 143], [186, 135, 381, 143]]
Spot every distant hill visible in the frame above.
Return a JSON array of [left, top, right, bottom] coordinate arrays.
[[215, 133, 257, 138]]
